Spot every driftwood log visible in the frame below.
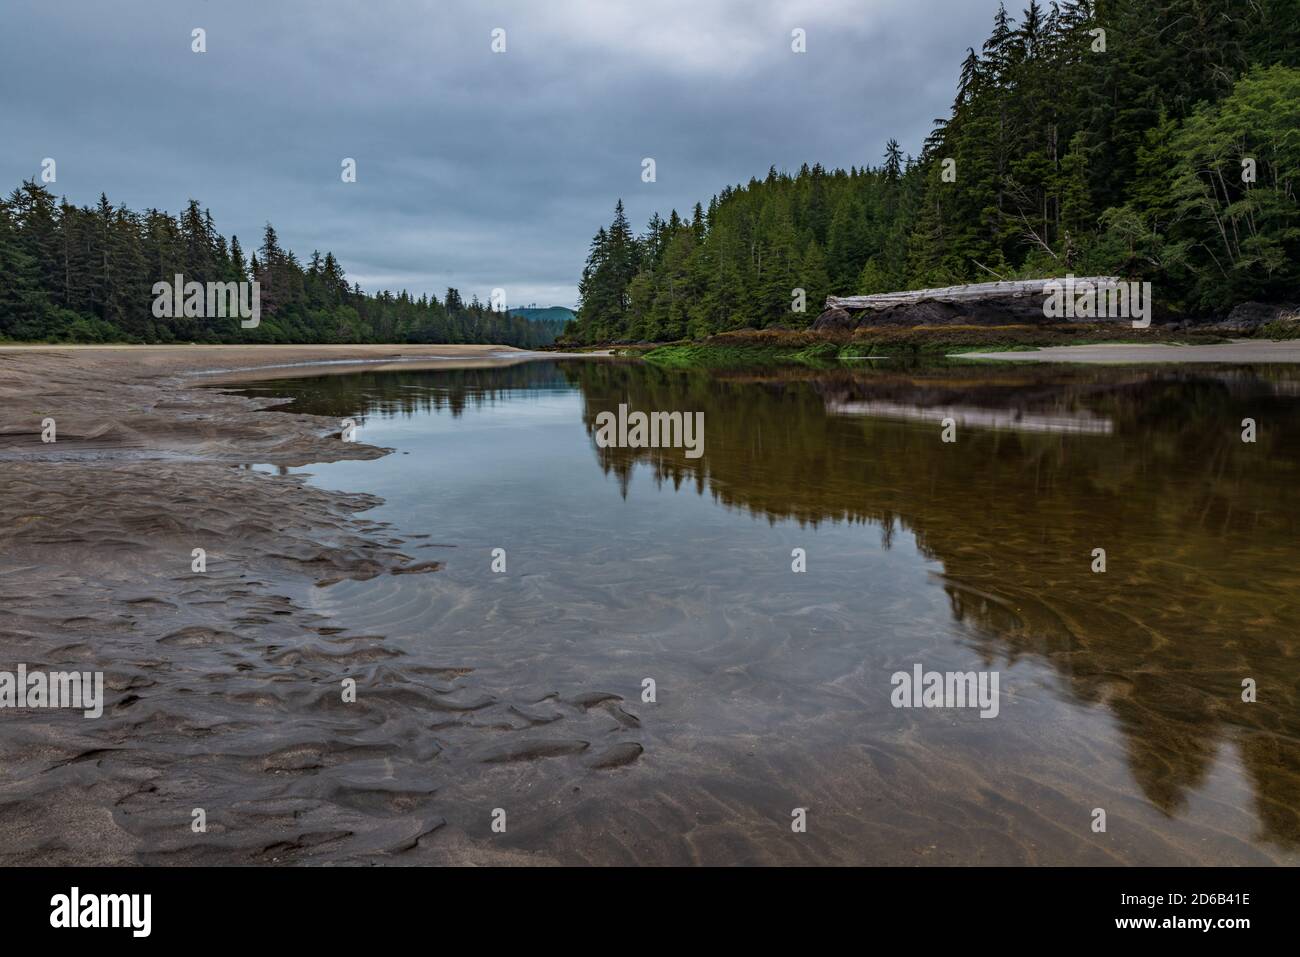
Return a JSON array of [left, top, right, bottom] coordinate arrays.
[[813, 277, 1130, 330]]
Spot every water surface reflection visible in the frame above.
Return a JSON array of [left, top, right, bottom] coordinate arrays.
[[240, 359, 1299, 864]]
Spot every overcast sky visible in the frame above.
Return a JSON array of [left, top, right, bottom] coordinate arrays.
[[1, 0, 995, 308]]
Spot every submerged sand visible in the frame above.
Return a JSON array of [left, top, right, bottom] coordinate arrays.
[[0, 344, 610, 864], [958, 340, 1300, 364]]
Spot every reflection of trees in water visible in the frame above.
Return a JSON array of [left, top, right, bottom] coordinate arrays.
[[564, 360, 1300, 848], [236, 363, 574, 421]]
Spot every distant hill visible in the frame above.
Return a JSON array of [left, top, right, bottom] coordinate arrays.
[[508, 307, 574, 346], [509, 306, 576, 324]]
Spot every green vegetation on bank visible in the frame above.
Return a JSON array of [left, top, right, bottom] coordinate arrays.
[[1260, 319, 1300, 340], [565, 0, 1300, 345], [641, 325, 1230, 367], [0, 183, 563, 347]]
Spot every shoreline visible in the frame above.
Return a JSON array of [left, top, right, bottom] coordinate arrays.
[[0, 344, 579, 464], [0, 344, 612, 392], [0, 344, 572, 864], [628, 332, 1300, 368], [955, 340, 1300, 364]]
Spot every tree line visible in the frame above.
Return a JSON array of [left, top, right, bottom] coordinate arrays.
[[0, 182, 566, 347], [565, 0, 1300, 344]]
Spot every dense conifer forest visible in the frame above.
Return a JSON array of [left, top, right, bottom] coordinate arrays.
[[0, 183, 566, 346], [565, 0, 1300, 344]]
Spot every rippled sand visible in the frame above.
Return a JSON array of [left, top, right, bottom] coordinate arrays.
[[0, 346, 642, 864], [2, 347, 1296, 866]]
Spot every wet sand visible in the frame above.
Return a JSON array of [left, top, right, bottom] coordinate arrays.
[[0, 344, 584, 864], [960, 340, 1300, 364], [3, 345, 1295, 866]]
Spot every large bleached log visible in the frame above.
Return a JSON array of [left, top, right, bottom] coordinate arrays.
[[813, 277, 1131, 330], [826, 278, 1123, 312]]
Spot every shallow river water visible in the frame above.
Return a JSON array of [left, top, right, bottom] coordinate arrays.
[[237, 357, 1300, 865]]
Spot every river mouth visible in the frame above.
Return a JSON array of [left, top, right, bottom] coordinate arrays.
[[225, 357, 1300, 864]]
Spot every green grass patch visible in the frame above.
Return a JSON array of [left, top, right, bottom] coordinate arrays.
[[637, 324, 1229, 368], [1259, 319, 1300, 340]]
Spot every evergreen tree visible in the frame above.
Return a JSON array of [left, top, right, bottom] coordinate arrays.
[[0, 180, 565, 347]]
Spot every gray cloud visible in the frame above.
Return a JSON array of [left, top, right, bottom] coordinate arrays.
[[1, 0, 994, 307]]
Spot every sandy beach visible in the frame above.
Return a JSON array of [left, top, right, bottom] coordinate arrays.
[[959, 340, 1300, 363], [0, 345, 567, 864]]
